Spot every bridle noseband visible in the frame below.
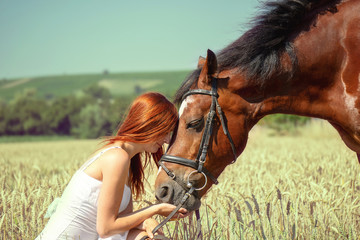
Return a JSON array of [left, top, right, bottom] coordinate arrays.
[[160, 76, 238, 195]]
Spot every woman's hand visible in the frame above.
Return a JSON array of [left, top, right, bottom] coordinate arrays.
[[140, 204, 189, 238], [155, 203, 189, 219], [142, 218, 162, 239]]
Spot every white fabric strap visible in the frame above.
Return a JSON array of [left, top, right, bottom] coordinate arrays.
[[80, 146, 122, 172]]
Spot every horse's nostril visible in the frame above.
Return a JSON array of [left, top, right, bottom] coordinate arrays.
[[159, 186, 168, 198], [156, 183, 174, 203]]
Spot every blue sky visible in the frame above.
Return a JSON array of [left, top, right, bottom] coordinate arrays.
[[0, 1, 259, 79]]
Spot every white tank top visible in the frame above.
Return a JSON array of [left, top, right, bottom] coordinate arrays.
[[78, 146, 131, 212], [36, 146, 131, 240]]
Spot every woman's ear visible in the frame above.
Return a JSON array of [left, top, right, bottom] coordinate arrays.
[[198, 49, 218, 89]]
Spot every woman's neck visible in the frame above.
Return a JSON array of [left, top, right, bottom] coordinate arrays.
[[116, 141, 143, 158]]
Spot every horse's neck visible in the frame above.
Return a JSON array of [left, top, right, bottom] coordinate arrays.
[[248, 70, 355, 130], [247, 0, 356, 125], [223, 66, 340, 125], [251, 89, 333, 121]]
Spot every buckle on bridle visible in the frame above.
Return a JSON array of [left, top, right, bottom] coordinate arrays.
[[169, 172, 176, 180], [186, 170, 208, 191]]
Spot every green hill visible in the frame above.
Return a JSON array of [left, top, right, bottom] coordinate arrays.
[[0, 70, 191, 101]]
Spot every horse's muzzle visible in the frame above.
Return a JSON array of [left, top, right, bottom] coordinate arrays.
[[155, 180, 201, 211]]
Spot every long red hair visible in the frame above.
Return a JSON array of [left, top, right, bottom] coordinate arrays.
[[105, 92, 178, 199]]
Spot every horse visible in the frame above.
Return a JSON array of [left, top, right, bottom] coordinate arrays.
[[154, 0, 360, 211]]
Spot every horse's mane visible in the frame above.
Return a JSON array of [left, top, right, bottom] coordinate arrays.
[[175, 0, 340, 104]]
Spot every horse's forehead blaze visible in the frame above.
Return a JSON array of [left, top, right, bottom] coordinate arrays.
[[179, 96, 195, 117], [156, 166, 163, 176]]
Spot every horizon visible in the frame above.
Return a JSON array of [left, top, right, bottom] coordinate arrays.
[[0, 0, 258, 80]]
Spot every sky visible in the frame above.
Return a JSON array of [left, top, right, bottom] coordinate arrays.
[[0, 0, 259, 79]]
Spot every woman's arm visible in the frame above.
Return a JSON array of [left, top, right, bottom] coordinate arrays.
[[96, 149, 187, 238], [119, 192, 163, 239], [117, 194, 133, 218]]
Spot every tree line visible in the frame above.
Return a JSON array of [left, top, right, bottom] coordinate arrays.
[[0, 85, 132, 138]]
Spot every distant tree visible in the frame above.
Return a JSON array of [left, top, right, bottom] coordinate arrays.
[[2, 82, 137, 138], [42, 85, 113, 137], [83, 84, 111, 102], [103, 96, 134, 136], [5, 88, 47, 135], [71, 103, 111, 138], [103, 69, 109, 75], [42, 95, 84, 135], [261, 114, 310, 135], [45, 93, 54, 101], [134, 85, 143, 95], [0, 99, 7, 135]]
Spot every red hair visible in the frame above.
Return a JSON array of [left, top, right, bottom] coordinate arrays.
[[105, 92, 178, 199]]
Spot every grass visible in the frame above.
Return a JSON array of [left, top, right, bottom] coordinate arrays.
[[1, 121, 359, 239], [98, 78, 163, 96]]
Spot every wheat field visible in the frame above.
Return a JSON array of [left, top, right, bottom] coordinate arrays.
[[1, 121, 360, 239]]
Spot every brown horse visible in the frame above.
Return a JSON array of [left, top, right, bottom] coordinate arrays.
[[155, 0, 360, 211]]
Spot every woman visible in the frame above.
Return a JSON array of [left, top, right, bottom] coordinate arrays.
[[36, 92, 187, 240]]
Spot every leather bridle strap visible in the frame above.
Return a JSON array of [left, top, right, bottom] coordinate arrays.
[[158, 160, 200, 199], [195, 87, 217, 173], [214, 96, 237, 162], [181, 89, 218, 101], [139, 187, 196, 240], [159, 155, 218, 185]]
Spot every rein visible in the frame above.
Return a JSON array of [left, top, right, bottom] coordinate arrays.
[[141, 77, 237, 239]]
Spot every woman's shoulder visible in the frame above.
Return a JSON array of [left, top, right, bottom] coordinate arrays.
[[101, 145, 129, 161], [95, 146, 129, 171]]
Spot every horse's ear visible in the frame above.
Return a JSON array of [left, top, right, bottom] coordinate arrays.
[[198, 49, 218, 88], [203, 49, 217, 75], [197, 56, 206, 68]]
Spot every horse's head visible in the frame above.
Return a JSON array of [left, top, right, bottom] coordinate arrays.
[[155, 50, 254, 211]]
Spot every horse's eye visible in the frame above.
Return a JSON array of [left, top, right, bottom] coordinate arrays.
[[186, 118, 204, 129]]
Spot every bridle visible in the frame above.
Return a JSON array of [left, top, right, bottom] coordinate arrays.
[[141, 77, 238, 239], [159, 76, 237, 193]]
